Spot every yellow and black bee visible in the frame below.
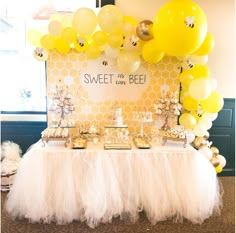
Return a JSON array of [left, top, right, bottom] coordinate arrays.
[[185, 16, 195, 28], [102, 60, 108, 66], [129, 35, 139, 47]]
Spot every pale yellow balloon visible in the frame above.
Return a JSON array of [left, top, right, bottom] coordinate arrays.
[[179, 112, 197, 129], [48, 20, 62, 36], [72, 8, 97, 35], [62, 13, 73, 28], [26, 30, 41, 47], [97, 5, 123, 33], [117, 52, 141, 73]]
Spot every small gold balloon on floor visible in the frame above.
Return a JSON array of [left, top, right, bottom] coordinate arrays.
[[136, 20, 153, 41]]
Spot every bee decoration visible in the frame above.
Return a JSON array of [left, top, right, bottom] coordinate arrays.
[[185, 16, 195, 28], [33, 47, 48, 61], [102, 60, 108, 66], [129, 35, 139, 47], [77, 37, 86, 47]]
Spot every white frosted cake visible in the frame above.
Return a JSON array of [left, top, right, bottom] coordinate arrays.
[[110, 106, 126, 126]]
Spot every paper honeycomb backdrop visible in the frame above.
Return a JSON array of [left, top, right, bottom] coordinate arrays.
[[46, 50, 181, 135]]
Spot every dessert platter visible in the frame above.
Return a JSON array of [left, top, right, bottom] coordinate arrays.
[[41, 127, 70, 147], [159, 128, 187, 148]]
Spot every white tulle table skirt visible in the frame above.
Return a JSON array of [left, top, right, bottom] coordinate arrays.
[[5, 141, 222, 228]]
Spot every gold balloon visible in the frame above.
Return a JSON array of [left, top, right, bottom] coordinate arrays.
[[210, 146, 219, 155], [136, 20, 153, 41], [210, 155, 220, 167], [192, 136, 205, 149]]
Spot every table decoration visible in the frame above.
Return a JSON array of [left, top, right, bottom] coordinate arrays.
[[41, 127, 70, 147]]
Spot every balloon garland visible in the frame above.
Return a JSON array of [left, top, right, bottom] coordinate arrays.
[[27, 0, 226, 173]]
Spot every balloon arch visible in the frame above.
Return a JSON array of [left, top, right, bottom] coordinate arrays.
[[27, 0, 225, 173]]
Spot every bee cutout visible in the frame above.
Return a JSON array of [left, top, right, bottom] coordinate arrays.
[[129, 35, 139, 47], [77, 37, 86, 47], [178, 58, 194, 73], [186, 59, 194, 68], [74, 37, 88, 52], [185, 16, 195, 28], [33, 47, 48, 61], [102, 60, 108, 66]]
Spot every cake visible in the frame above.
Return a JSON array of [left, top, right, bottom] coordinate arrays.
[[110, 105, 126, 126]]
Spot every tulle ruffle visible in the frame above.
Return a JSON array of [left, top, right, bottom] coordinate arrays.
[[5, 142, 223, 228]]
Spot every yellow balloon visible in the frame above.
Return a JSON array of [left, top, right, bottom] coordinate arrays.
[[62, 13, 73, 28], [92, 30, 108, 46], [194, 32, 215, 55], [61, 27, 77, 44], [142, 39, 165, 63], [97, 5, 123, 33], [215, 165, 223, 174], [55, 38, 70, 54], [153, 0, 207, 56], [108, 31, 124, 48], [183, 96, 199, 111], [179, 73, 194, 87], [72, 8, 97, 35], [85, 43, 101, 59], [40, 34, 56, 50], [181, 65, 210, 79], [200, 91, 224, 113], [26, 30, 41, 46], [179, 112, 197, 129], [117, 52, 141, 73]]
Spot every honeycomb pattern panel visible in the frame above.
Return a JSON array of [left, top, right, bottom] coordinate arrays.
[[47, 50, 181, 135]]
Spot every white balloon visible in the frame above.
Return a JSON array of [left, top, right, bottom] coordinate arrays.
[[185, 132, 195, 143], [104, 45, 120, 59], [217, 154, 227, 168], [193, 124, 207, 137], [198, 118, 212, 130], [202, 112, 218, 121], [198, 146, 213, 160]]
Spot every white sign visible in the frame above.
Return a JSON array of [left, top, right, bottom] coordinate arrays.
[[80, 55, 150, 101]]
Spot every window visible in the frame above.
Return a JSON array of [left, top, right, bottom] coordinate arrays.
[[0, 0, 112, 114], [0, 16, 47, 112]]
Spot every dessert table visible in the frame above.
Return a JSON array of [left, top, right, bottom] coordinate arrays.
[[5, 140, 222, 228]]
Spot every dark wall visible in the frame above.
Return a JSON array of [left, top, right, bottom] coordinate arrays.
[[209, 98, 235, 176], [1, 121, 47, 155]]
